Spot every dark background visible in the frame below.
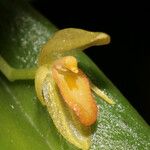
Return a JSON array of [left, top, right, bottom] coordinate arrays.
[[31, 0, 150, 124]]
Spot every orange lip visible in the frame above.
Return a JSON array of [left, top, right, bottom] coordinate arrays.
[[52, 67, 98, 126]]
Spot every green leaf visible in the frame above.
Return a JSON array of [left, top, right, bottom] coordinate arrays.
[[0, 0, 150, 150]]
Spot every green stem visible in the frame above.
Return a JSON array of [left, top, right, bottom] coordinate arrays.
[[0, 55, 36, 81]]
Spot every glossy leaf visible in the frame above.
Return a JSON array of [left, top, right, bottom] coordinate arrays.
[[0, 0, 150, 150]]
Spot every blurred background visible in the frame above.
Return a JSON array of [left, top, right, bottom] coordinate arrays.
[[31, 0, 150, 124]]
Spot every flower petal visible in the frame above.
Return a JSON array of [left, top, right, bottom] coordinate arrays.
[[35, 65, 91, 150]]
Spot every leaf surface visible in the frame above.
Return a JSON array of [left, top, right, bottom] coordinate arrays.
[[0, 0, 150, 150]]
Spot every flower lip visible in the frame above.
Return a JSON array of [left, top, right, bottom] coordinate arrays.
[[52, 56, 98, 126]]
